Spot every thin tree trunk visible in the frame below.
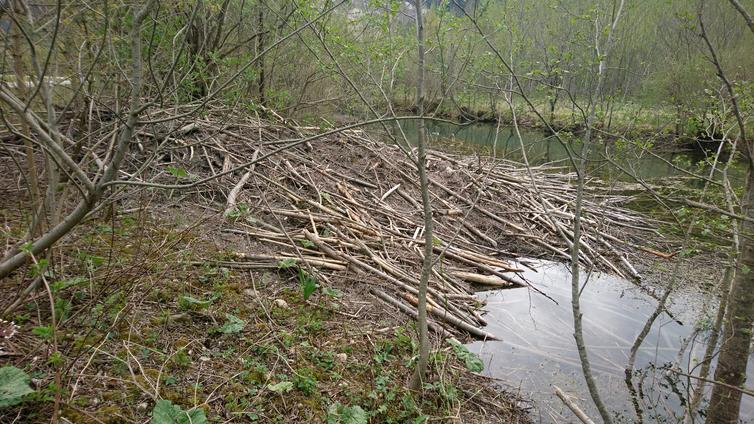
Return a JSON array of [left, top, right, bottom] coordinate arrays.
[[257, 7, 266, 106], [706, 171, 754, 424], [409, 0, 432, 391], [702, 2, 754, 421], [570, 3, 624, 423], [9, 0, 42, 237]]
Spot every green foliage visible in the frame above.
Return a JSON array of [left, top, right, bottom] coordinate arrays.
[[267, 381, 294, 394], [322, 287, 343, 298], [218, 314, 245, 334], [225, 203, 250, 219], [0, 366, 35, 408], [32, 325, 53, 340], [299, 269, 318, 300], [178, 294, 216, 311], [167, 166, 189, 179], [277, 258, 297, 269], [172, 350, 192, 368], [150, 400, 207, 424], [293, 368, 318, 395], [448, 339, 483, 372], [50, 277, 88, 293], [326, 402, 368, 424]]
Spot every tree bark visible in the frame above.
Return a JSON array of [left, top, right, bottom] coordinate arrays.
[[703, 2, 754, 421], [257, 7, 266, 106], [409, 0, 432, 391], [706, 170, 754, 424]]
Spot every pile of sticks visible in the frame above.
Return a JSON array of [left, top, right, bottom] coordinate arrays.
[[128, 108, 658, 339]]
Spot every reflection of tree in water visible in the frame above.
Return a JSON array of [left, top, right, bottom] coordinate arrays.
[[468, 259, 754, 423]]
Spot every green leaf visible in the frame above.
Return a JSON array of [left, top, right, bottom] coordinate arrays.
[[32, 326, 53, 340], [267, 381, 293, 394], [448, 339, 484, 373], [167, 166, 189, 178], [322, 287, 342, 298], [218, 314, 245, 334], [327, 402, 367, 424], [150, 399, 207, 424], [300, 239, 315, 248], [50, 277, 88, 293], [277, 258, 297, 269], [299, 269, 318, 300], [0, 366, 35, 408], [178, 295, 214, 310], [225, 203, 249, 219]]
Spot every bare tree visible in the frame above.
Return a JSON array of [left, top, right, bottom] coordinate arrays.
[[567, 3, 625, 423], [408, 0, 433, 392], [700, 1, 754, 421]]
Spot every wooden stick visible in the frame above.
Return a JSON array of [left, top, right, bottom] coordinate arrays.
[[402, 293, 499, 340], [451, 271, 513, 287], [224, 149, 259, 216], [370, 289, 449, 336], [553, 386, 596, 424]]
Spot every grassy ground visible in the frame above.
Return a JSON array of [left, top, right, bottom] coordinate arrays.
[[0, 204, 527, 423]]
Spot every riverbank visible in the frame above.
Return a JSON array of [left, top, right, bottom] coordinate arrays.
[[388, 97, 677, 137]]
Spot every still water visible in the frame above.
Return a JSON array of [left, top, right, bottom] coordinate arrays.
[[390, 120, 742, 183], [467, 259, 754, 423]]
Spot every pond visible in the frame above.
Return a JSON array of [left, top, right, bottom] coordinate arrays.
[[466, 259, 754, 423], [388, 120, 744, 183]]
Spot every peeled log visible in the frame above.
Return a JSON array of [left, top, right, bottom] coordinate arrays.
[[403, 293, 499, 340], [452, 271, 513, 287]]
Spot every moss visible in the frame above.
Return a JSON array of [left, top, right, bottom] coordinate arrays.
[[95, 405, 125, 423]]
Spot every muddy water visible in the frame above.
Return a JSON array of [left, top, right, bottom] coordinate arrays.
[[466, 259, 754, 423]]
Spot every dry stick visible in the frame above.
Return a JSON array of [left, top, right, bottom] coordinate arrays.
[[554, 386, 597, 424], [303, 230, 418, 296], [370, 289, 449, 337], [327, 225, 476, 327], [728, 0, 754, 33], [462, 220, 498, 248], [429, 178, 572, 262], [451, 271, 513, 288], [224, 149, 259, 216], [402, 293, 498, 341], [198, 257, 347, 271], [430, 246, 526, 288], [671, 369, 754, 399]]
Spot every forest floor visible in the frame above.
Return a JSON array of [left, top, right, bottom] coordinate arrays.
[[0, 205, 529, 423], [0, 109, 717, 423]]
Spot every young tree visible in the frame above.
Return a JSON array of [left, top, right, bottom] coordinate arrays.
[[408, 0, 433, 391], [701, 1, 754, 422]]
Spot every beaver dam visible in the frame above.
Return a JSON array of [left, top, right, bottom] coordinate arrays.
[[147, 111, 665, 341]]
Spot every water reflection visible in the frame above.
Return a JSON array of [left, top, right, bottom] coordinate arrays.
[[388, 120, 743, 183], [467, 259, 754, 423]]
